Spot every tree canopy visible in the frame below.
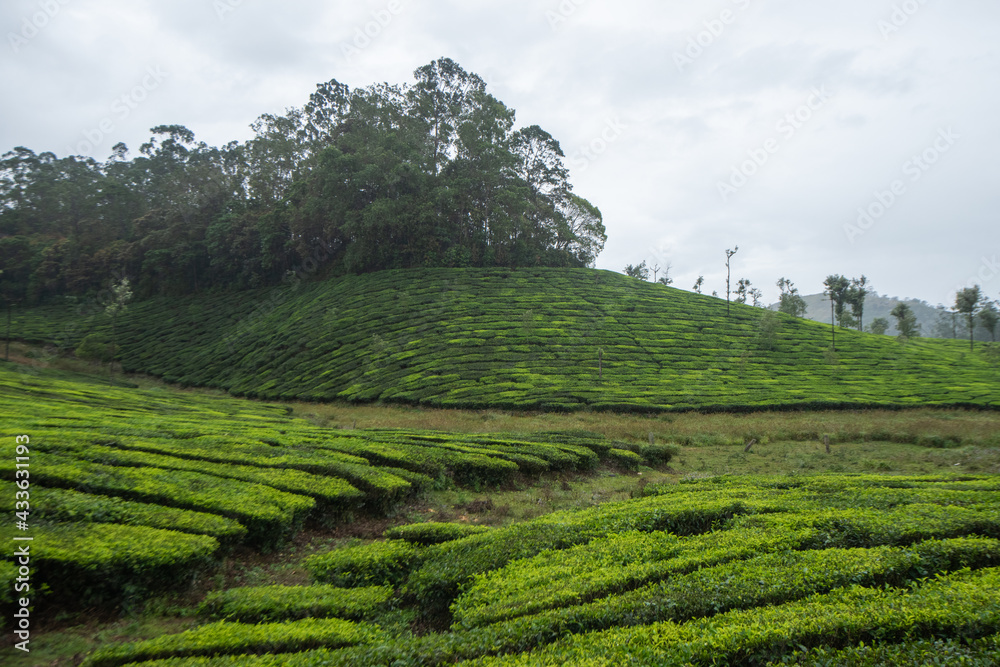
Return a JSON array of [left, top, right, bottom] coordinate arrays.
[[0, 58, 606, 304]]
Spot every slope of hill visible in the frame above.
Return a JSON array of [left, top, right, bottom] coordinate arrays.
[[10, 268, 999, 412]]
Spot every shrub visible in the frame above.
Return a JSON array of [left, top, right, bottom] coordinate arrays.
[[81, 617, 384, 667], [607, 448, 643, 470], [75, 332, 113, 362], [306, 540, 423, 587], [199, 585, 393, 623], [384, 522, 492, 546]]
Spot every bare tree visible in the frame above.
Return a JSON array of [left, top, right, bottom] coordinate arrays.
[[725, 246, 738, 316], [106, 277, 133, 386]]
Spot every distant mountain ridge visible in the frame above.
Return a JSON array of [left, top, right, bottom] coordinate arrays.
[[793, 292, 948, 337]]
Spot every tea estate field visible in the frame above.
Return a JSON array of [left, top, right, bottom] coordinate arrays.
[[2, 361, 1000, 665], [10, 267, 1000, 412]]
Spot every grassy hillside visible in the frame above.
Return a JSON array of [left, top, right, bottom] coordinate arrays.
[[10, 268, 999, 411]]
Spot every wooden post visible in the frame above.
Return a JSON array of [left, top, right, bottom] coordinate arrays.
[[743, 438, 756, 453], [824, 435, 831, 454], [649, 432, 655, 446]]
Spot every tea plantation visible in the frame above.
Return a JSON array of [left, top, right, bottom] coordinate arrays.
[[10, 268, 1000, 412], [0, 362, 626, 613], [71, 474, 1000, 666]]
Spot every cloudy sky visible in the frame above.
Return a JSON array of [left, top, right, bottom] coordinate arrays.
[[2, 0, 998, 307]]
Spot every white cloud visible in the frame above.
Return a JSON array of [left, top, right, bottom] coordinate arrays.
[[2, 0, 998, 306]]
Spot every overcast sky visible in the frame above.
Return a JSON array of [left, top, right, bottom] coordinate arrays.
[[3, 0, 998, 307]]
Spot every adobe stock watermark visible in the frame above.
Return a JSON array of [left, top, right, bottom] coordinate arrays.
[[340, 0, 406, 62], [8, 0, 72, 54], [878, 0, 929, 39], [214, 0, 244, 21], [65, 66, 168, 157], [546, 0, 589, 31], [955, 253, 1000, 294], [569, 117, 628, 173], [717, 85, 833, 202], [674, 0, 753, 73], [844, 127, 959, 244]]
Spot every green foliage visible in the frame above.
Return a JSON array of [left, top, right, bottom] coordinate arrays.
[[306, 540, 424, 587], [606, 447, 643, 470], [29, 452, 314, 551], [403, 491, 774, 615], [868, 317, 890, 336], [75, 332, 113, 362], [199, 585, 393, 623], [384, 521, 492, 546], [80, 617, 384, 667], [779, 634, 1000, 666], [13, 268, 996, 412], [0, 483, 246, 547], [892, 302, 921, 339], [64, 473, 1000, 666], [465, 567, 1000, 666], [0, 522, 218, 607], [0, 60, 605, 306]]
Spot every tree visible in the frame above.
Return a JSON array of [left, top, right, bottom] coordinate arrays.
[[847, 275, 870, 332], [734, 278, 751, 304], [823, 274, 850, 348], [655, 262, 673, 286], [776, 277, 806, 317], [692, 276, 704, 294], [623, 261, 649, 281], [750, 287, 763, 308], [105, 277, 132, 386], [891, 302, 920, 340], [868, 317, 890, 336], [725, 246, 738, 316], [955, 286, 983, 351], [977, 301, 999, 342]]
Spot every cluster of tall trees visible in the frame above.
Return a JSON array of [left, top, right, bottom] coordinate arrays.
[[0, 58, 606, 305]]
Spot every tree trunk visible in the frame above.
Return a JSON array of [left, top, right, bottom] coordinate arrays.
[[109, 313, 116, 386], [5, 301, 10, 362]]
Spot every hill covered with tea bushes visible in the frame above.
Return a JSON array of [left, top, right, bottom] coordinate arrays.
[[10, 267, 1000, 411]]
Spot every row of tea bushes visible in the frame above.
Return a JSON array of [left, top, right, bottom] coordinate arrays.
[[11, 267, 999, 411], [0, 362, 641, 617]]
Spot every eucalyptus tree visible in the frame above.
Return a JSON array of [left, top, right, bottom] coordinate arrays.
[[725, 246, 738, 316], [955, 286, 983, 351], [977, 300, 999, 342], [848, 275, 870, 331], [776, 277, 807, 317], [891, 302, 920, 340]]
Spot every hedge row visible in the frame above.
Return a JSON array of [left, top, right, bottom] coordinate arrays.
[[115, 564, 1000, 667], [776, 633, 1000, 666], [0, 522, 218, 607], [81, 617, 384, 667], [306, 540, 423, 588], [453, 502, 1000, 629], [35, 440, 366, 516], [384, 522, 492, 546], [0, 482, 247, 547], [465, 567, 1000, 666], [31, 453, 314, 550], [199, 584, 393, 623], [404, 490, 789, 613]]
